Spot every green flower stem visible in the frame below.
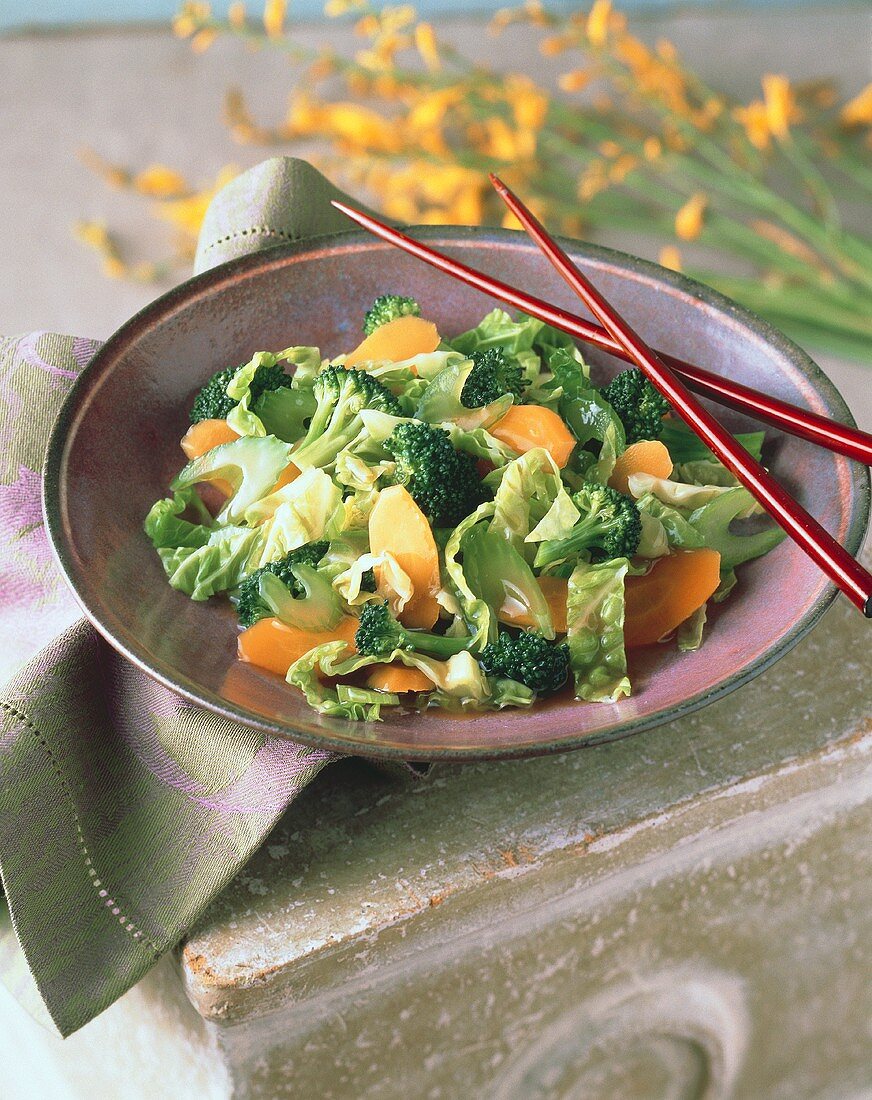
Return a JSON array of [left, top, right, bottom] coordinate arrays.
[[678, 129, 872, 294], [540, 128, 865, 315], [696, 272, 872, 339], [584, 52, 872, 293], [736, 315, 872, 362], [777, 137, 841, 231], [825, 136, 872, 196], [546, 100, 866, 291]]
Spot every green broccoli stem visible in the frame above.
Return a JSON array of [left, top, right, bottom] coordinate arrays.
[[394, 629, 472, 660], [302, 397, 336, 442], [355, 602, 472, 660], [535, 515, 612, 569], [292, 414, 364, 469]]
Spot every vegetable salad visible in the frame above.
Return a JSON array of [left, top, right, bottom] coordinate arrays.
[[145, 295, 785, 721]]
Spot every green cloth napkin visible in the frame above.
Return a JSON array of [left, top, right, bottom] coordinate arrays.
[[0, 158, 389, 1038]]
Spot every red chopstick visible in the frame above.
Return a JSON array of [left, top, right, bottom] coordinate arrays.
[[487, 174, 872, 617], [329, 200, 872, 467]]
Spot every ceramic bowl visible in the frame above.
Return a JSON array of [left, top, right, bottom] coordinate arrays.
[[43, 228, 870, 760]]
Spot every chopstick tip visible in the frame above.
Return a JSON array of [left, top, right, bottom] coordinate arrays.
[[488, 172, 509, 196]]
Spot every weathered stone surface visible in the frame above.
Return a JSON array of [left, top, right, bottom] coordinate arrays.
[[190, 730, 872, 1099], [179, 574, 872, 1096]]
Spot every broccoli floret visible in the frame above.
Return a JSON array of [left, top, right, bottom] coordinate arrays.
[[190, 362, 292, 424], [479, 631, 570, 695], [384, 420, 487, 527], [363, 295, 421, 337], [354, 600, 470, 659], [460, 347, 528, 409], [292, 366, 401, 468], [360, 568, 377, 593], [236, 542, 329, 627], [601, 368, 670, 443], [534, 484, 642, 569]]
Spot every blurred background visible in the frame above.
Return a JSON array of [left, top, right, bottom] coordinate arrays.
[[2, 0, 852, 31], [1, 2, 870, 391]]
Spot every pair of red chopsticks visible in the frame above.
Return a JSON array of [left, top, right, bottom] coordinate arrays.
[[332, 178, 872, 617]]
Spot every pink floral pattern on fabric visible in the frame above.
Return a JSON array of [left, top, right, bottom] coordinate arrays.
[[0, 329, 340, 1037]]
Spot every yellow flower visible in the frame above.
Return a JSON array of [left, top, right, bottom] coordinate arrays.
[[762, 74, 800, 140], [674, 192, 707, 241], [482, 117, 529, 161], [263, 0, 286, 38], [172, 14, 196, 37], [78, 147, 131, 189], [691, 96, 723, 131], [324, 0, 366, 15], [558, 70, 590, 94], [598, 139, 622, 158], [372, 73, 405, 99], [404, 87, 460, 153], [133, 164, 190, 197], [643, 136, 661, 160], [505, 75, 549, 132], [577, 160, 608, 201], [406, 88, 458, 129], [190, 27, 218, 52], [523, 0, 547, 29], [586, 0, 611, 47], [608, 153, 637, 183], [73, 220, 113, 251], [489, 8, 515, 34], [379, 5, 416, 34], [658, 245, 682, 272], [354, 14, 380, 37], [154, 165, 239, 237], [733, 101, 771, 150], [613, 34, 690, 116], [172, 1, 211, 38], [539, 35, 566, 57], [840, 82, 872, 128], [73, 220, 129, 278], [228, 2, 246, 29], [102, 256, 128, 280], [655, 37, 676, 63], [308, 51, 337, 81], [414, 22, 440, 71], [325, 103, 403, 152]]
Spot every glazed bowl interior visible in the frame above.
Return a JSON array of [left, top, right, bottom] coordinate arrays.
[[44, 228, 870, 761]]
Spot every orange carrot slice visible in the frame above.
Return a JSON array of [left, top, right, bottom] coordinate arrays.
[[368, 484, 441, 629], [499, 576, 568, 633], [609, 439, 673, 496], [624, 548, 721, 647], [238, 615, 358, 677], [270, 462, 301, 492], [490, 405, 576, 469], [365, 664, 434, 693], [345, 316, 440, 368], [180, 421, 299, 499], [181, 418, 240, 460], [180, 419, 240, 496]]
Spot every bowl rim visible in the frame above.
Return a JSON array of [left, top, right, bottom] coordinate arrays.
[[42, 225, 871, 761]]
